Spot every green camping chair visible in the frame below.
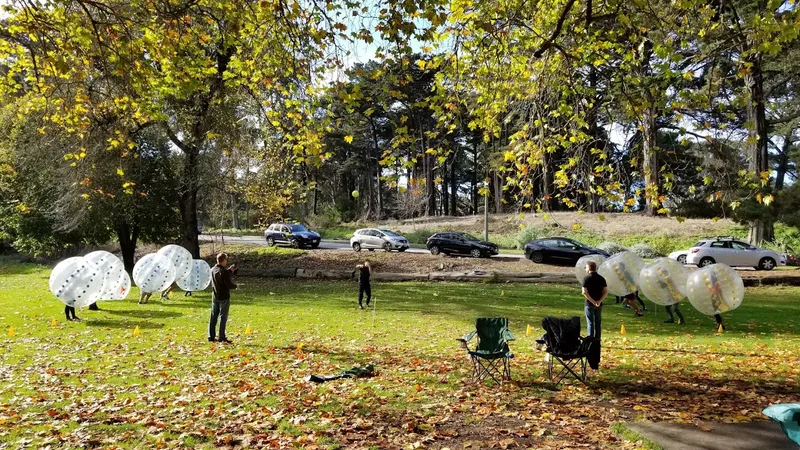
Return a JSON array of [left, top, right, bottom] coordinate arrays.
[[457, 318, 515, 384]]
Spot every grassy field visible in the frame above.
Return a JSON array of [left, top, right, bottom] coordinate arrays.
[[3, 258, 798, 449]]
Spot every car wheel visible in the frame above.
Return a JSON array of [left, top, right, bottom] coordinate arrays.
[[677, 254, 687, 264], [290, 239, 299, 248], [530, 251, 544, 264], [311, 243, 319, 249], [430, 246, 440, 256], [758, 257, 776, 271], [383, 242, 392, 252], [699, 257, 715, 267], [470, 248, 482, 258], [398, 248, 406, 252], [266, 237, 275, 247], [353, 242, 361, 252], [368, 248, 374, 252]]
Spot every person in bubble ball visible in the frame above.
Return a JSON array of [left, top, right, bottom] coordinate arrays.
[[708, 271, 726, 330]]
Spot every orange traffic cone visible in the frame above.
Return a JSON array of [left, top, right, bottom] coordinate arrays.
[[8, 326, 14, 337], [620, 324, 627, 334], [717, 323, 724, 333], [526, 324, 532, 336], [245, 325, 252, 335], [51, 319, 57, 327], [133, 325, 140, 336]]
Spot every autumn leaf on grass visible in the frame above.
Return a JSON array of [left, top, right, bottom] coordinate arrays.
[[344, 135, 353, 144]]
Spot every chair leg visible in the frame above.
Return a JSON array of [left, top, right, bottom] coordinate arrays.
[[473, 357, 505, 384], [549, 356, 589, 385]]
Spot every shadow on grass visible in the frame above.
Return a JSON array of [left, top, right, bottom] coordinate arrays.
[[103, 309, 184, 319], [84, 319, 165, 329]]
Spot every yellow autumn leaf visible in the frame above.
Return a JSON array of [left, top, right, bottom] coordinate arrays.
[[344, 135, 353, 144], [116, 168, 124, 176], [763, 194, 774, 206]]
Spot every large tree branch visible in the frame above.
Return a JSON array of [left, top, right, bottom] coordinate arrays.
[[533, 0, 579, 58]]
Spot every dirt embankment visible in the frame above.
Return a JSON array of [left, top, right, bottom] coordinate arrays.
[[367, 212, 737, 238], [199, 243, 800, 284]]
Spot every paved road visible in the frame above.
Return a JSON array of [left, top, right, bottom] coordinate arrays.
[[199, 234, 526, 259]]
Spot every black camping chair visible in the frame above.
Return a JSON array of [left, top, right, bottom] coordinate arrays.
[[457, 318, 515, 384], [536, 316, 593, 385]]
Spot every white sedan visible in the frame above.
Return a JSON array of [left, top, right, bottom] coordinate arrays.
[[350, 228, 410, 252], [680, 238, 786, 270]]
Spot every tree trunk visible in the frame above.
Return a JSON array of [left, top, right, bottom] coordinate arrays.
[[542, 151, 554, 212], [744, 55, 774, 244], [450, 160, 458, 216], [493, 172, 502, 213], [583, 0, 599, 213], [775, 133, 791, 191], [442, 166, 450, 216], [471, 145, 479, 214], [117, 222, 139, 274], [368, 118, 383, 219], [180, 146, 201, 258], [231, 194, 240, 229], [642, 104, 659, 215]]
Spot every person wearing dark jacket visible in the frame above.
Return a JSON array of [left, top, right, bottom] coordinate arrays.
[[209, 253, 237, 343], [354, 262, 371, 309]]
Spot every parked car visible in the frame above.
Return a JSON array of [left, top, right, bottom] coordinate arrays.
[[523, 237, 610, 265], [425, 232, 499, 258], [684, 236, 786, 270], [264, 223, 321, 249], [350, 228, 410, 252], [668, 249, 690, 264]]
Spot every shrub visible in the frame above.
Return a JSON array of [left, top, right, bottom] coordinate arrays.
[[598, 241, 627, 255], [403, 228, 438, 245], [515, 226, 546, 249], [308, 205, 342, 229], [630, 243, 662, 259]]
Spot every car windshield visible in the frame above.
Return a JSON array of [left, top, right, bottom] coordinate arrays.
[[379, 229, 400, 237], [563, 239, 583, 248], [462, 233, 482, 241], [692, 241, 705, 247], [288, 224, 308, 232]]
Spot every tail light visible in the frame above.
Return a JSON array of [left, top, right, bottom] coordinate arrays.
[[690, 248, 700, 253]]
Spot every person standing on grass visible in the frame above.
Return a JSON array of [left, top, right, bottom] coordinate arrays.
[[64, 303, 79, 321], [354, 261, 371, 309], [209, 252, 237, 343], [622, 292, 645, 317], [709, 271, 726, 330], [582, 260, 608, 340]]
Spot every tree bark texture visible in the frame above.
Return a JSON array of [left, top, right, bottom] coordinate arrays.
[[116, 222, 139, 274], [744, 55, 774, 244]]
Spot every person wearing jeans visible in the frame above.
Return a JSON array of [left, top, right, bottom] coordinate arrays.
[[582, 260, 608, 340], [664, 303, 686, 324], [209, 252, 237, 343]]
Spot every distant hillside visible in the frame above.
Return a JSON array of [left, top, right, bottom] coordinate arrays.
[[379, 213, 741, 238]]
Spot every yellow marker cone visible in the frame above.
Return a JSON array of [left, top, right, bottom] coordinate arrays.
[[501, 290, 505, 297], [133, 326, 140, 336], [51, 319, 57, 327], [8, 327, 15, 337], [526, 324, 532, 336], [620, 325, 626, 334], [717, 323, 724, 333], [245, 325, 252, 335]]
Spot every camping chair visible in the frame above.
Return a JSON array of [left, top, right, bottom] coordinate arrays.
[[536, 316, 593, 385], [457, 318, 515, 384]]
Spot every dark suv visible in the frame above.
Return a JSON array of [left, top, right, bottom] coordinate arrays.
[[264, 223, 321, 249], [523, 237, 608, 265], [426, 232, 499, 258]]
